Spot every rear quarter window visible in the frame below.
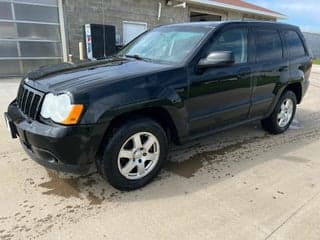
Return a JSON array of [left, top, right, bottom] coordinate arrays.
[[255, 29, 283, 62], [283, 30, 306, 58]]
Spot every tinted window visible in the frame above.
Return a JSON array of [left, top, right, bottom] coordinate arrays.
[[256, 30, 283, 61], [209, 28, 248, 64], [284, 30, 306, 58]]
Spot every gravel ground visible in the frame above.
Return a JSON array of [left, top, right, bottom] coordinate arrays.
[[0, 66, 320, 240]]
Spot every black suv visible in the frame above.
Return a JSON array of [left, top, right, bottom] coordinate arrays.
[[5, 21, 312, 190]]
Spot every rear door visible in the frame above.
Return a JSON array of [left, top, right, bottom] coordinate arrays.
[[249, 28, 289, 118], [282, 29, 312, 84]]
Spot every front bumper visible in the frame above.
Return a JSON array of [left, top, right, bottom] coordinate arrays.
[[6, 101, 108, 174]]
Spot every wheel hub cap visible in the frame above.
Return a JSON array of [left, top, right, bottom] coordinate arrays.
[[277, 98, 294, 128], [117, 132, 160, 180]]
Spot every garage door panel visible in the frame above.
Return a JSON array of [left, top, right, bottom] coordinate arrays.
[[0, 0, 62, 77]]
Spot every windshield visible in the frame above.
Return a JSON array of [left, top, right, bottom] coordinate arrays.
[[118, 26, 210, 64]]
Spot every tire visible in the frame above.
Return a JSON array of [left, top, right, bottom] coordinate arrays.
[[98, 118, 168, 191], [261, 90, 297, 134]]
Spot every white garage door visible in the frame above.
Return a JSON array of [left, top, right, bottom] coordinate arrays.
[[123, 21, 147, 45]]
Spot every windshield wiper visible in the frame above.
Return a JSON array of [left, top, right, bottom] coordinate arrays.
[[124, 54, 152, 62]]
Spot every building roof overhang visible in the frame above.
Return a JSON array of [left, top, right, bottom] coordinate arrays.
[[185, 0, 287, 19]]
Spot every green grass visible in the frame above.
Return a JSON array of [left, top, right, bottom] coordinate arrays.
[[313, 59, 320, 65]]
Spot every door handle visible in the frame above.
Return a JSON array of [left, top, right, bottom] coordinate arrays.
[[278, 66, 289, 72]]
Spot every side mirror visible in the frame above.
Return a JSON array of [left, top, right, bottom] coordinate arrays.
[[198, 51, 235, 69]]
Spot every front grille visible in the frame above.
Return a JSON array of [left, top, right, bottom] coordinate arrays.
[[16, 84, 43, 120]]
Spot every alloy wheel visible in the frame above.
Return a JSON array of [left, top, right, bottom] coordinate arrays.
[[277, 98, 294, 128], [117, 132, 160, 180]]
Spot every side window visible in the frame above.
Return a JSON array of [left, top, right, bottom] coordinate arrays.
[[208, 28, 248, 64], [284, 30, 306, 58], [255, 30, 283, 62]]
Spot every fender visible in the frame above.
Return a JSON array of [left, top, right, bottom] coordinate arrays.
[[264, 74, 304, 118], [96, 95, 189, 142]]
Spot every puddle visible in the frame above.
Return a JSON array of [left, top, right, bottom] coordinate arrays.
[[166, 137, 263, 178], [38, 170, 118, 205], [38, 171, 80, 198]]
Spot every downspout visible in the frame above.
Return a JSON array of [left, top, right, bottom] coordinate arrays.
[[58, 0, 68, 62], [158, 2, 162, 21]]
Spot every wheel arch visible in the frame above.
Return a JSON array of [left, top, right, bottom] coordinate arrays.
[[96, 106, 183, 160], [285, 82, 302, 104]]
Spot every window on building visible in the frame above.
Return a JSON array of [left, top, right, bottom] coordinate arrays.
[[14, 4, 59, 23], [0, 41, 18, 57], [208, 28, 248, 64], [255, 29, 283, 62], [284, 30, 306, 58], [0, 22, 17, 38], [0, 2, 13, 20], [0, 0, 62, 77]]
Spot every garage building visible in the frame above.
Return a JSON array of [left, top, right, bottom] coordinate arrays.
[[0, 0, 285, 77]]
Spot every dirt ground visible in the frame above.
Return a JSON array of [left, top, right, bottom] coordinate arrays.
[[1, 66, 320, 240]]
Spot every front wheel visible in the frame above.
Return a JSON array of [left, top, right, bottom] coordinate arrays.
[[98, 118, 168, 191], [261, 90, 297, 134]]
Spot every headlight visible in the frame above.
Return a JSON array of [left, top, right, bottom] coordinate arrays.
[[40, 93, 84, 125]]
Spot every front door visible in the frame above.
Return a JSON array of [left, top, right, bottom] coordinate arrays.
[[187, 27, 252, 135]]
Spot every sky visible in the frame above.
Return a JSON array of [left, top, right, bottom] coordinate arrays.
[[247, 0, 320, 33]]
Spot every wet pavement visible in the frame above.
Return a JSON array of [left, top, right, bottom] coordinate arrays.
[[0, 66, 320, 239]]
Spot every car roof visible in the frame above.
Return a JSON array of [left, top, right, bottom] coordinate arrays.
[[159, 21, 299, 30]]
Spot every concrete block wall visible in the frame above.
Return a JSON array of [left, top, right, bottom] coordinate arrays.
[[63, 0, 188, 59]]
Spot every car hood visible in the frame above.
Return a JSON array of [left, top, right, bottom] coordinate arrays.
[[24, 58, 176, 93]]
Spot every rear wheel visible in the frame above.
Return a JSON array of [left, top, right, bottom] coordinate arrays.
[[98, 118, 168, 191], [261, 90, 297, 134]]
